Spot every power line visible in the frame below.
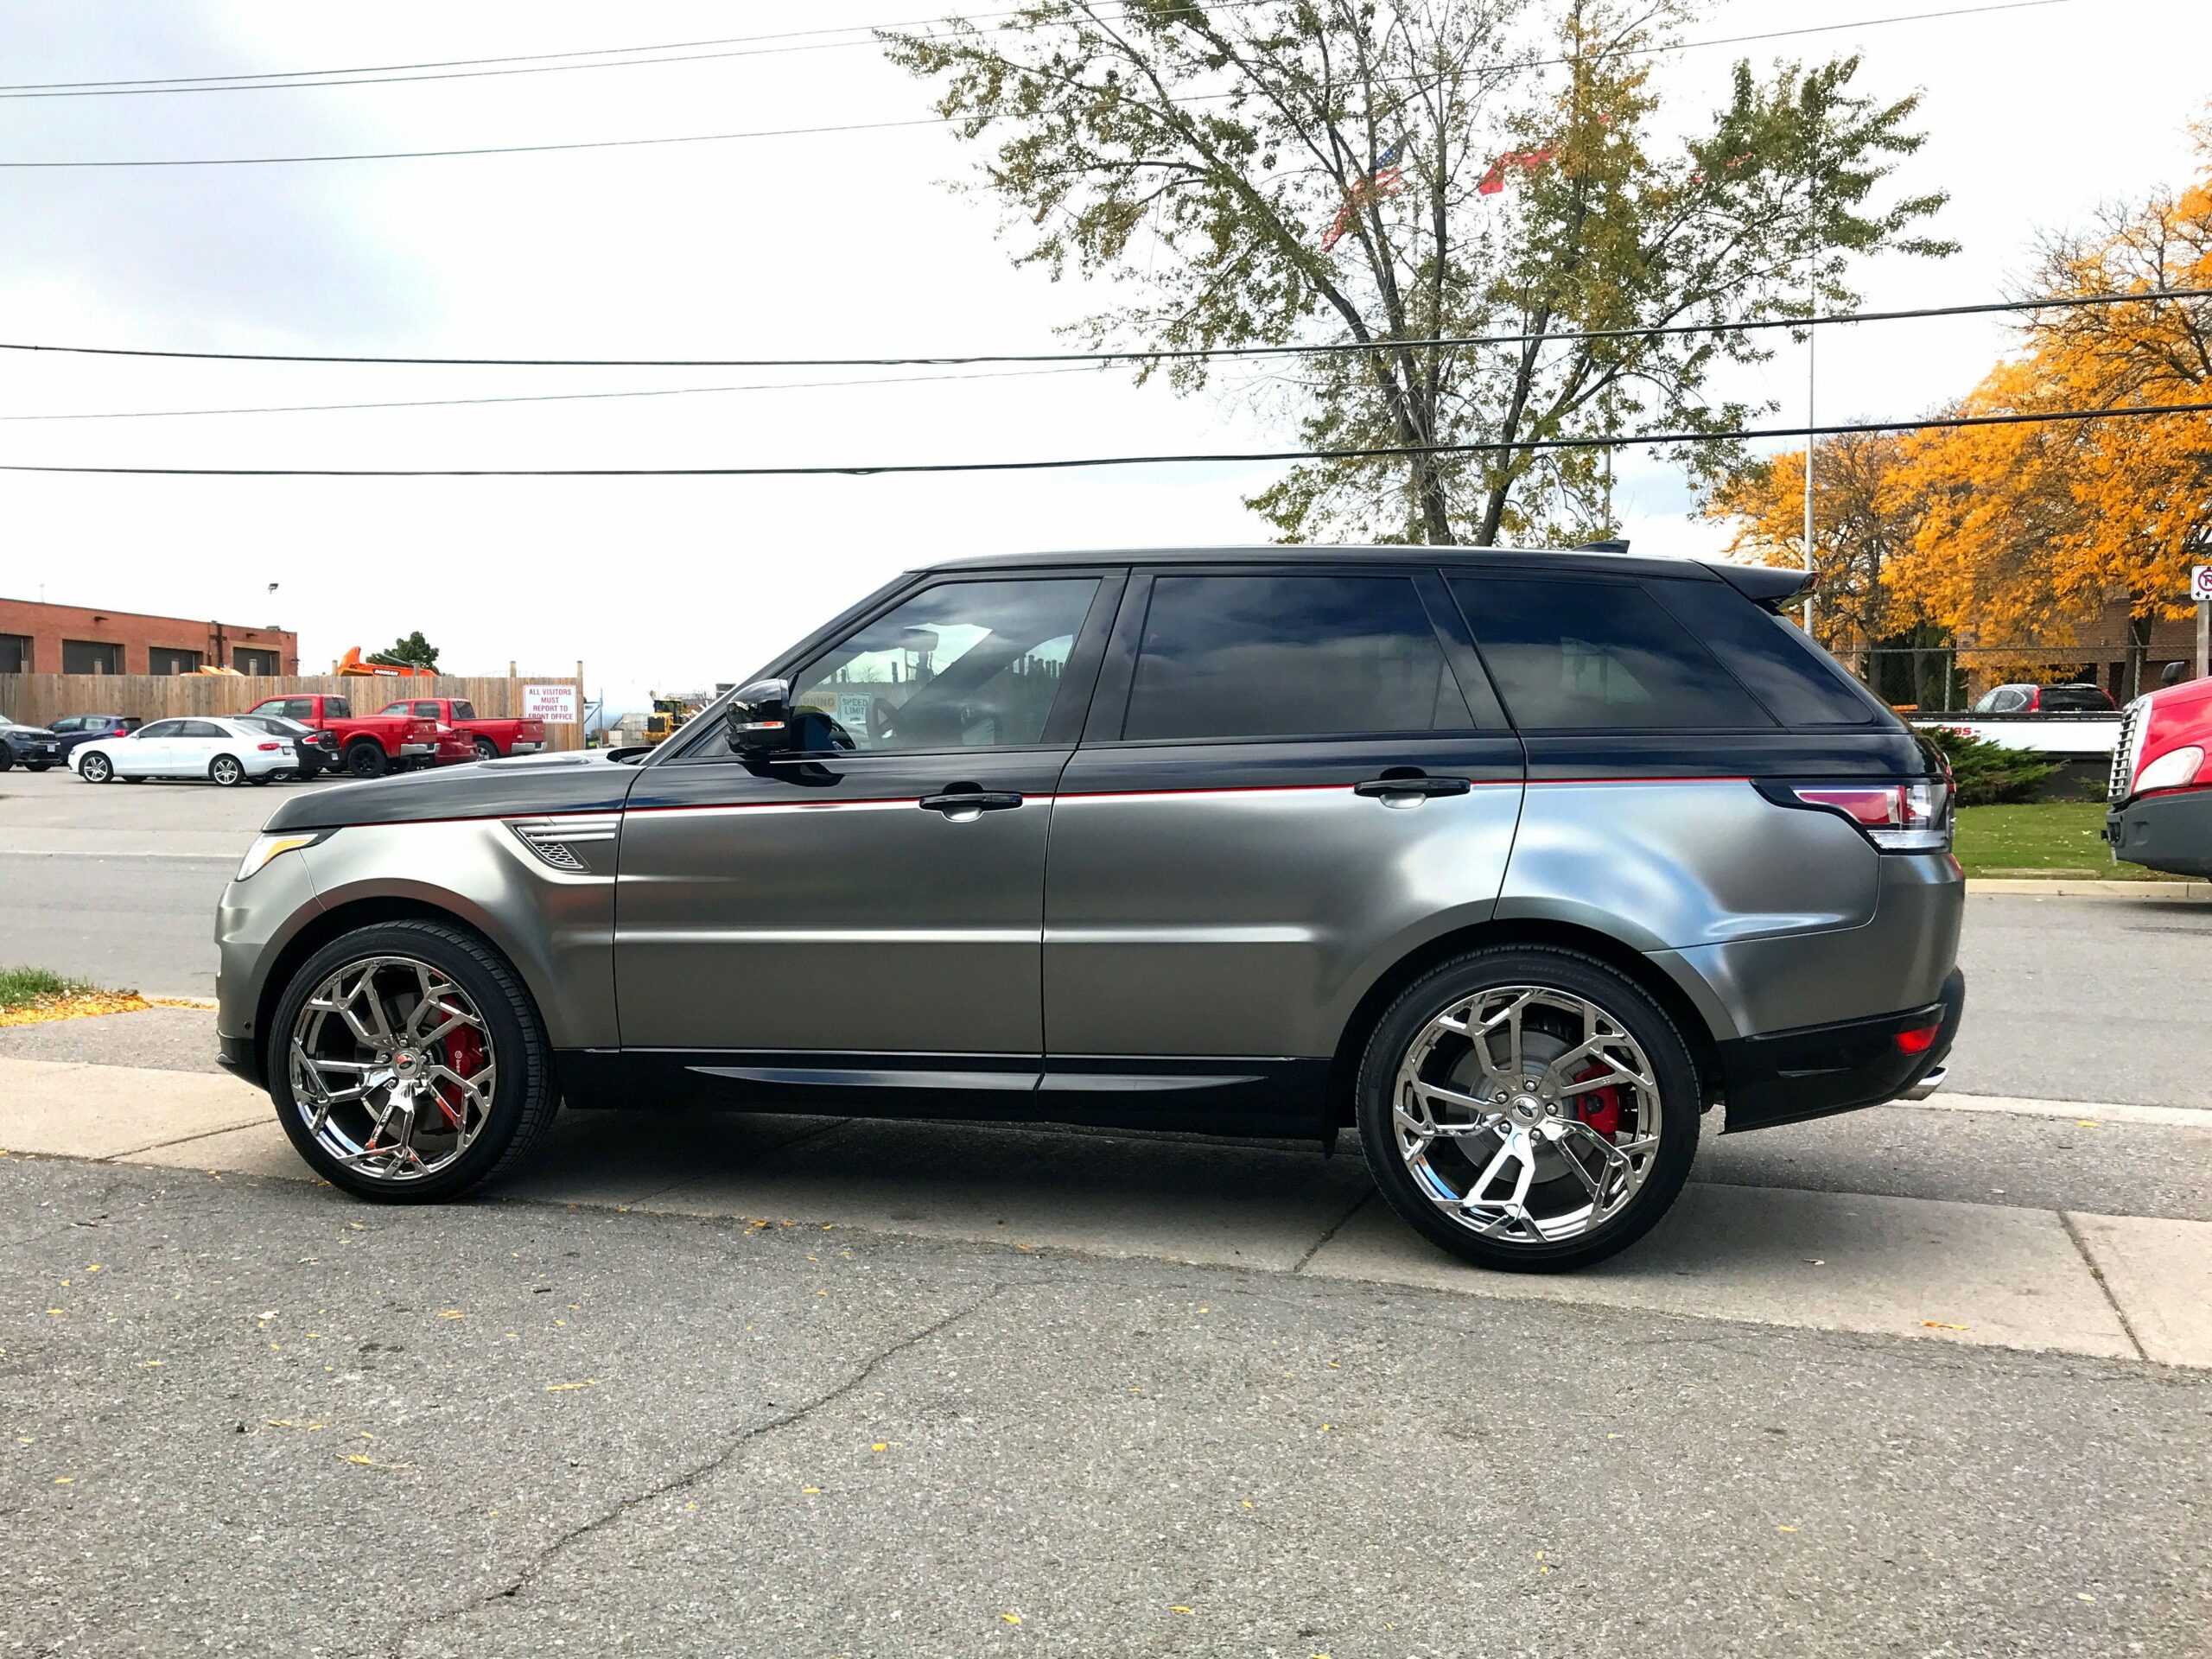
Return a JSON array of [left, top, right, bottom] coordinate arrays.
[[0, 399, 2202, 479], [0, 0, 2063, 100], [2, 288, 2199, 372], [0, 0, 2072, 166], [0, 364, 1107, 423], [0, 3, 1257, 97]]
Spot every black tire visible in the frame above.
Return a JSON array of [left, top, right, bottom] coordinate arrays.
[[345, 741, 388, 779], [209, 754, 245, 787], [473, 737, 499, 762], [25, 761, 51, 773], [0, 748, 12, 772], [1355, 946, 1701, 1274], [250, 773, 274, 785], [79, 752, 112, 784], [268, 919, 560, 1203]]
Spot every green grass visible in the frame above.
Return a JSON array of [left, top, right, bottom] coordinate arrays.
[[1953, 801, 2171, 880], [0, 965, 92, 1012]]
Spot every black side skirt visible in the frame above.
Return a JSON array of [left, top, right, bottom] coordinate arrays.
[[554, 1050, 1330, 1139]]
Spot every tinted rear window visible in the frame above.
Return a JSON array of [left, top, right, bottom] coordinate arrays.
[[1123, 575, 1471, 741], [1451, 575, 1771, 731], [1645, 577, 1882, 726]]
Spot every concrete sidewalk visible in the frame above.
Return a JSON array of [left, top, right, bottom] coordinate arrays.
[[3, 1053, 2207, 1370]]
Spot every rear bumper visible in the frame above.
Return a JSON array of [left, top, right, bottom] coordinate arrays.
[[1719, 967, 1965, 1134], [2106, 790, 2212, 878]]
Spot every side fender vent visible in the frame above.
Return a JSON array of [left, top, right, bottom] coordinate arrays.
[[507, 815, 620, 874]]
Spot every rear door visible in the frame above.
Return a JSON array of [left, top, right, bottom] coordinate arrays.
[[1042, 566, 1525, 1096], [615, 570, 1122, 1061]]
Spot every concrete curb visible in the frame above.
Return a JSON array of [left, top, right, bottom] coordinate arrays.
[[1967, 877, 2212, 900]]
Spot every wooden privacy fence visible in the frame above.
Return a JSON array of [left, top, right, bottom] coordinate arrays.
[[0, 674, 588, 751]]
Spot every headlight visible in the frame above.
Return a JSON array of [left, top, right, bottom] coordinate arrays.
[[2136, 746, 2204, 793], [236, 830, 330, 881]]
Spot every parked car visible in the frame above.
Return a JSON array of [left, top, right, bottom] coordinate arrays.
[[216, 546, 1963, 1272], [1970, 681, 2118, 714], [242, 694, 471, 778], [375, 697, 548, 762], [42, 715, 143, 761], [74, 716, 296, 786], [232, 713, 340, 779], [2105, 671, 2212, 876], [0, 721, 62, 772]]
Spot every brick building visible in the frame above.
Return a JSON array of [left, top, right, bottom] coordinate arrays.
[[0, 596, 297, 677]]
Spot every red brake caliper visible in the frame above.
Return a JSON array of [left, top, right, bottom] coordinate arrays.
[[1572, 1063, 1621, 1138], [432, 1027, 486, 1131]]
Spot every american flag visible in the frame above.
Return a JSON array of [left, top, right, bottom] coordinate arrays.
[[1320, 135, 1412, 251]]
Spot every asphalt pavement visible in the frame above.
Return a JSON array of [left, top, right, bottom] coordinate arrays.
[[3, 1153, 2205, 1659]]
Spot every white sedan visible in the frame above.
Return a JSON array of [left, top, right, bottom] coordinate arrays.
[[72, 716, 298, 787]]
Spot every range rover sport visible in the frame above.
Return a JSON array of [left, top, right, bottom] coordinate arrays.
[[216, 546, 1965, 1272]]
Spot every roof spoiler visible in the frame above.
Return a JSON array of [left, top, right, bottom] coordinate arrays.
[[1575, 538, 1631, 554], [1711, 563, 1818, 612]]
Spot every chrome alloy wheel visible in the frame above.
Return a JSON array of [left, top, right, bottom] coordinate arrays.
[[287, 956, 499, 1183], [1391, 985, 1662, 1245]]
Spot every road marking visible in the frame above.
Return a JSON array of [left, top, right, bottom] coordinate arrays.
[[0, 849, 237, 862], [1899, 1092, 2211, 1129]]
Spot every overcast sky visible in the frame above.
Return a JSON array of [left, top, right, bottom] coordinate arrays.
[[0, 0, 2204, 713]]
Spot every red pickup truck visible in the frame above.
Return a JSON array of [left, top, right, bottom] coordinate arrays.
[[376, 696, 548, 762], [245, 694, 472, 779]]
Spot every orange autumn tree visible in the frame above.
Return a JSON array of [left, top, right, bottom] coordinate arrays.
[[1702, 429, 1923, 659], [1884, 124, 2212, 693]]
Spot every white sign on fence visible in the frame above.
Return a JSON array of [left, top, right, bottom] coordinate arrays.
[[523, 683, 579, 724], [2191, 565, 2212, 604]]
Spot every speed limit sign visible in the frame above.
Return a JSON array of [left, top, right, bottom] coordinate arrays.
[[2195, 565, 2212, 603]]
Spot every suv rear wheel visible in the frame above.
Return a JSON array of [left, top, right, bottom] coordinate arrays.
[[1355, 946, 1700, 1273], [269, 920, 559, 1202], [344, 741, 388, 779]]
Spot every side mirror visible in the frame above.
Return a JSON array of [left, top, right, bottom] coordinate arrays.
[[2162, 661, 2186, 687], [724, 678, 795, 757]]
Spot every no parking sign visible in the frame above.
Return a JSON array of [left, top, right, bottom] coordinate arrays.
[[2192, 565, 2212, 604]]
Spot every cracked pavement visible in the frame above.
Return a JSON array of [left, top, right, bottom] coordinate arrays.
[[4, 1156, 2209, 1657]]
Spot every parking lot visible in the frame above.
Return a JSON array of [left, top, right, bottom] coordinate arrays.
[[3, 761, 2209, 1656]]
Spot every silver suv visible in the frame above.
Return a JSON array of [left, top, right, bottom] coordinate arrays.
[[217, 548, 1963, 1271]]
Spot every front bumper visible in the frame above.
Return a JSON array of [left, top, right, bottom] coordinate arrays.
[[2106, 790, 2212, 878], [1719, 967, 1965, 1133]]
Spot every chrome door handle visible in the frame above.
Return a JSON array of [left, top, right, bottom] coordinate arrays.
[[1354, 775, 1471, 799], [919, 790, 1024, 821]]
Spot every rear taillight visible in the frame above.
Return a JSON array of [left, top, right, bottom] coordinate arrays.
[[256, 741, 281, 752], [1789, 781, 1952, 852], [1895, 1022, 1942, 1054]]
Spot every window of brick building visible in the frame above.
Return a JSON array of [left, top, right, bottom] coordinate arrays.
[[232, 647, 279, 676], [62, 639, 124, 675], [149, 646, 202, 676]]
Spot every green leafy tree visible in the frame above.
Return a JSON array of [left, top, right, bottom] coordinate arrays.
[[885, 0, 1952, 543], [369, 631, 440, 672]]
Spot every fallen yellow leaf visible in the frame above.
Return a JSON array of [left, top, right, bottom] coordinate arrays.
[[544, 1379, 599, 1393], [1170, 1605, 1192, 1613], [1001, 1612, 1022, 1625], [1920, 1320, 1969, 1332], [53, 1476, 72, 1485]]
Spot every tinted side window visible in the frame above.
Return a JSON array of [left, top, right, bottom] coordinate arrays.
[[1645, 577, 1881, 727], [138, 721, 182, 739], [181, 721, 226, 738], [787, 577, 1099, 753], [1122, 575, 1471, 742], [452, 702, 476, 721], [326, 697, 352, 719], [1452, 575, 1771, 731]]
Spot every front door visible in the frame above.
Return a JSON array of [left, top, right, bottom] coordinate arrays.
[[1044, 568, 1526, 1096], [614, 573, 1117, 1062], [117, 720, 182, 775]]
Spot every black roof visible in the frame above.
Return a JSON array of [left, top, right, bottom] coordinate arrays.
[[924, 544, 1815, 605]]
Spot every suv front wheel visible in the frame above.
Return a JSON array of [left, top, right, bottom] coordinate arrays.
[[269, 920, 559, 1202], [1356, 946, 1700, 1273]]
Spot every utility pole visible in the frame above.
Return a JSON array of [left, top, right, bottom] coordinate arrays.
[[1802, 121, 1819, 641]]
